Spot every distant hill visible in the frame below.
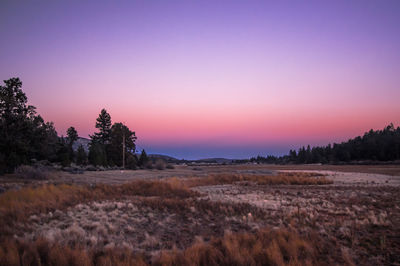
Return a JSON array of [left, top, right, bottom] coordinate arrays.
[[194, 158, 233, 164], [72, 137, 91, 152], [148, 154, 180, 163], [70, 139, 233, 164]]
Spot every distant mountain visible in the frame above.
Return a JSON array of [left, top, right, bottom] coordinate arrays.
[[194, 158, 233, 164], [148, 154, 180, 163], [70, 140, 232, 164], [72, 137, 91, 152]]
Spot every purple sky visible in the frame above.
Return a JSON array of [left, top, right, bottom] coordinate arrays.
[[1, 1, 399, 159]]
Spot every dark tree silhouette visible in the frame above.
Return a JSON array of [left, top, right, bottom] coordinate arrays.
[[66, 126, 78, 161], [0, 78, 59, 173], [251, 123, 400, 164], [107, 122, 137, 167], [88, 142, 107, 166], [91, 109, 112, 145], [66, 127, 78, 146], [76, 145, 87, 166], [138, 149, 149, 168]]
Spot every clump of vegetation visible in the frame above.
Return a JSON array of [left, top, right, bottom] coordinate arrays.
[[0, 228, 338, 266], [166, 164, 175, 169], [0, 237, 147, 266], [155, 159, 166, 170], [0, 180, 197, 235], [183, 172, 332, 187], [15, 165, 52, 180], [155, 228, 319, 265]]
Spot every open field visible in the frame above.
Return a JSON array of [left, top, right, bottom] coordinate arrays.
[[2, 163, 399, 187], [0, 165, 399, 265]]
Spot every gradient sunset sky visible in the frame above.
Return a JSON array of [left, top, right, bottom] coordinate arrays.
[[1, 1, 399, 159]]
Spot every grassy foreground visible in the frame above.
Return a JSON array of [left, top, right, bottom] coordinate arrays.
[[0, 172, 343, 266]]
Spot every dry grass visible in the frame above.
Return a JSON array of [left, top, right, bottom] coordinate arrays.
[[154, 228, 319, 265], [0, 180, 197, 236], [0, 237, 147, 266], [0, 228, 340, 266], [253, 164, 400, 176], [0, 172, 330, 235], [182, 172, 332, 187]]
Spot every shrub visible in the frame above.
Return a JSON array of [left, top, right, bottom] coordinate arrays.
[[166, 164, 175, 169], [15, 165, 51, 180], [155, 160, 166, 170], [145, 161, 153, 169], [183, 172, 332, 187]]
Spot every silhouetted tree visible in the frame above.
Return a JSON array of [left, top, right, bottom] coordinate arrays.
[[91, 109, 112, 145], [138, 149, 149, 168], [76, 145, 87, 166], [88, 142, 107, 166], [67, 127, 78, 146], [56, 137, 70, 167], [107, 122, 137, 167], [66, 126, 78, 161], [88, 109, 112, 166], [0, 78, 59, 173]]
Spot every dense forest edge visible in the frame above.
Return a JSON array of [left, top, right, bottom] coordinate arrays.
[[1, 77, 399, 175], [244, 123, 400, 165], [0, 77, 152, 174]]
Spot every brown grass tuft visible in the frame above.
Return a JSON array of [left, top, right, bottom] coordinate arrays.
[[0, 180, 197, 236], [153, 228, 318, 266], [182, 172, 332, 187], [0, 228, 327, 266], [0, 238, 146, 266]]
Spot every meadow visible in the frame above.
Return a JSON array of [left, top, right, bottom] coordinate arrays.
[[0, 164, 399, 265]]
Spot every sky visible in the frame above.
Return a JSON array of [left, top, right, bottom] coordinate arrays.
[[1, 0, 399, 159]]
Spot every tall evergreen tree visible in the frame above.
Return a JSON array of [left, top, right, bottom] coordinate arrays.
[[107, 122, 137, 167], [76, 144, 87, 166], [67, 127, 78, 146], [66, 126, 78, 161], [88, 142, 107, 166], [91, 109, 112, 145], [138, 149, 149, 168], [0, 78, 59, 173]]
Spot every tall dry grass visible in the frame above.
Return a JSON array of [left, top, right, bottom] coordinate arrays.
[[0, 180, 197, 236], [0, 172, 330, 235], [0, 228, 342, 266], [182, 172, 332, 187], [0, 237, 147, 266]]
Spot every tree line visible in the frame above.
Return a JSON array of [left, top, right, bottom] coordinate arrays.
[[0, 77, 150, 174], [250, 123, 400, 164]]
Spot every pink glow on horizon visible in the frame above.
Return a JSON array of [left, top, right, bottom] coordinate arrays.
[[1, 1, 400, 157]]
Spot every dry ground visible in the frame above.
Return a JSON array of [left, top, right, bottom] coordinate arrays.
[[0, 165, 399, 265]]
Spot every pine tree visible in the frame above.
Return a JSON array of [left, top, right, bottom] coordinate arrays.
[[88, 142, 107, 166], [76, 145, 87, 166], [138, 149, 149, 168], [91, 109, 112, 145], [66, 126, 78, 161], [107, 122, 137, 167], [0, 78, 59, 172], [67, 127, 78, 146]]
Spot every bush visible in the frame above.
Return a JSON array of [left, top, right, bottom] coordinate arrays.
[[166, 164, 175, 169], [155, 160, 166, 170], [145, 162, 153, 169], [85, 165, 97, 171], [15, 165, 50, 180]]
